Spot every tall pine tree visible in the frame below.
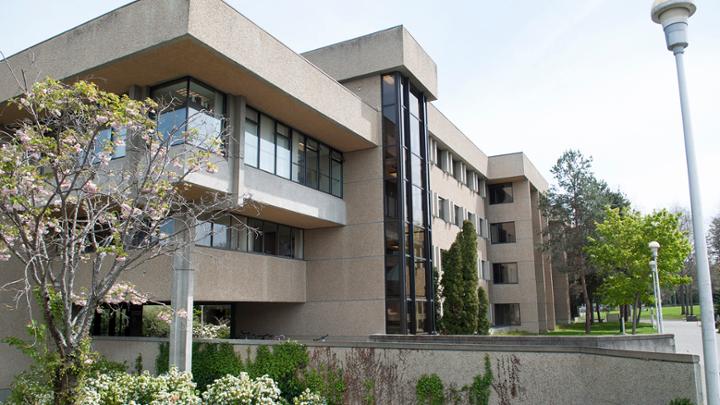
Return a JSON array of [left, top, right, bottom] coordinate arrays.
[[477, 286, 490, 335], [440, 220, 480, 334]]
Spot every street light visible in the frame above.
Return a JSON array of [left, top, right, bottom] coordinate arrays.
[[648, 241, 664, 334], [651, 1, 719, 403]]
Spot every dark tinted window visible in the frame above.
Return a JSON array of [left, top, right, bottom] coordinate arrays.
[[490, 222, 516, 244], [494, 304, 521, 326], [493, 263, 519, 284], [489, 183, 513, 204]]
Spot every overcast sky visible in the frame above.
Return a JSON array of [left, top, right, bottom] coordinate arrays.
[[2, 0, 719, 225]]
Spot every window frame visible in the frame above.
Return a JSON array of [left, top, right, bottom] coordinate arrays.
[[493, 262, 519, 284], [490, 221, 516, 244], [489, 182, 514, 205]]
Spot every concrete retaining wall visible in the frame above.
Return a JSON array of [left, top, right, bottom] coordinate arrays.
[[369, 333, 677, 353], [93, 337, 702, 405]]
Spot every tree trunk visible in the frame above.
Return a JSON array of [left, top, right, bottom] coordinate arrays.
[[53, 358, 79, 405], [635, 301, 642, 325], [596, 302, 602, 323], [579, 273, 592, 334], [588, 295, 595, 324], [631, 294, 641, 335]]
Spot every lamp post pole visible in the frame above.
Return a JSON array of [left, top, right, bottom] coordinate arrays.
[[649, 241, 664, 334], [652, 1, 718, 403]]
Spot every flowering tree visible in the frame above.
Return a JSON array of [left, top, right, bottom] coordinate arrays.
[[0, 78, 231, 402]]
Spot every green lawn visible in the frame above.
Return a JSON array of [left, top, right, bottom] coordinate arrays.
[[605, 305, 700, 321], [548, 321, 655, 336]]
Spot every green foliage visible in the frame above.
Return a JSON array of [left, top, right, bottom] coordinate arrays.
[[440, 221, 480, 334], [586, 208, 692, 332], [201, 373, 281, 404], [4, 323, 126, 405], [432, 266, 442, 330], [134, 353, 143, 375], [362, 379, 375, 405], [468, 355, 493, 405], [416, 374, 444, 405], [669, 398, 694, 405], [247, 342, 310, 402], [709, 216, 720, 265], [301, 364, 345, 405], [156, 342, 243, 391], [477, 286, 490, 335]]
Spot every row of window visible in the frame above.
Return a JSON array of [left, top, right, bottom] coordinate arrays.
[[434, 195, 489, 237], [429, 138, 486, 196], [195, 214, 304, 259], [244, 107, 343, 197]]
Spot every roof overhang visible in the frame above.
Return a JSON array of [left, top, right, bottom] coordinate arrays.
[[0, 0, 379, 152]]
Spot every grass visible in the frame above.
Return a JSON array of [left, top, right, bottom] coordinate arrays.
[[604, 305, 700, 321], [548, 321, 655, 336]]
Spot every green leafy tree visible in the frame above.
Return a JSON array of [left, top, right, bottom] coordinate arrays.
[[440, 221, 479, 334], [477, 286, 490, 335], [586, 208, 692, 333], [709, 215, 720, 265], [0, 78, 225, 403], [432, 266, 442, 330], [541, 150, 628, 333]]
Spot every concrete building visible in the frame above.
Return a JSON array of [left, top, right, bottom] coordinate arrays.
[[0, 0, 569, 390]]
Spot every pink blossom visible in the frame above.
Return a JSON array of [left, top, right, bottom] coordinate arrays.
[[116, 255, 127, 263], [0, 253, 10, 261], [96, 115, 109, 124], [83, 181, 98, 194]]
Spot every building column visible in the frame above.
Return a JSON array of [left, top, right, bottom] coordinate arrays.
[[169, 216, 194, 371]]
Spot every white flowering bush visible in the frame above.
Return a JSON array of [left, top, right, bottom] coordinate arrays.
[[77, 368, 200, 405], [201, 373, 282, 404], [293, 388, 327, 405], [193, 322, 231, 339]]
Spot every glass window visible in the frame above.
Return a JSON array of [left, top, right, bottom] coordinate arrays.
[[414, 260, 426, 299], [276, 124, 291, 179], [490, 222, 516, 244], [409, 115, 421, 155], [248, 218, 263, 253], [259, 114, 275, 173], [278, 225, 293, 257], [410, 154, 423, 187], [113, 128, 127, 158], [187, 81, 224, 150], [152, 79, 225, 148], [262, 222, 278, 255], [493, 263, 519, 284], [408, 91, 419, 118], [489, 183, 514, 204], [305, 139, 319, 189], [331, 151, 342, 197], [291, 132, 305, 183], [384, 221, 401, 255], [385, 256, 401, 298], [244, 109, 259, 167], [412, 186, 424, 227], [382, 105, 398, 147], [413, 226, 425, 258], [384, 179, 399, 219], [292, 228, 304, 259], [438, 197, 447, 222], [494, 304, 521, 326], [212, 216, 231, 249], [234, 216, 248, 251], [194, 221, 212, 247], [319, 144, 331, 193], [454, 205, 464, 227]]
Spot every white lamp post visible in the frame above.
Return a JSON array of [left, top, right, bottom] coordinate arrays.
[[649, 241, 664, 334], [651, 1, 719, 403]]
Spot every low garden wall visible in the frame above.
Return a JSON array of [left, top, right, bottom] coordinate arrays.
[[93, 337, 703, 405], [369, 333, 677, 353]]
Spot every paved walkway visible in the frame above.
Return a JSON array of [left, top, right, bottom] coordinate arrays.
[[664, 320, 720, 402]]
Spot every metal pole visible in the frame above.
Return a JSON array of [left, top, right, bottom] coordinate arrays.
[[673, 45, 719, 403], [651, 258, 664, 334]]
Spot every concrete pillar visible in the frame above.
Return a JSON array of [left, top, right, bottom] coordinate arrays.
[[169, 217, 194, 371], [227, 95, 247, 205]]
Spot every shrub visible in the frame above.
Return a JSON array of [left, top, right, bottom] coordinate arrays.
[[201, 373, 281, 404], [468, 355, 493, 405], [156, 342, 243, 391], [669, 399, 694, 405], [293, 388, 326, 405], [416, 374, 444, 405], [248, 342, 309, 402], [77, 368, 200, 405], [477, 286, 490, 335], [301, 366, 345, 405]]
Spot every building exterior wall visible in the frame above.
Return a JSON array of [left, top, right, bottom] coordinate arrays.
[[0, 0, 571, 389]]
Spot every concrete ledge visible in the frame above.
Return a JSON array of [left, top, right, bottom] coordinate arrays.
[[368, 333, 676, 353]]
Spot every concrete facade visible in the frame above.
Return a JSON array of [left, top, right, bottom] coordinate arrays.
[[0, 0, 570, 389]]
